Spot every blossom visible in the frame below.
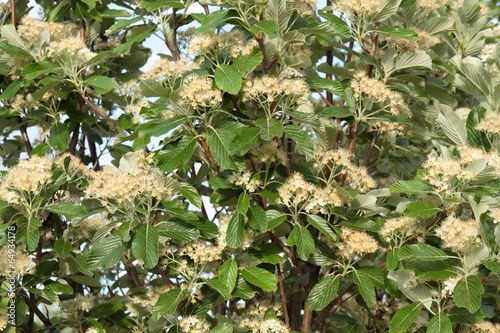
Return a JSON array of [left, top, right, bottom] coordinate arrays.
[[383, 28, 440, 52], [475, 111, 500, 134], [423, 155, 473, 195], [462, 321, 500, 333], [0, 244, 36, 276], [48, 37, 96, 63], [434, 216, 480, 253], [141, 58, 190, 80], [179, 316, 211, 333], [253, 141, 288, 165], [242, 75, 310, 107], [487, 208, 500, 223], [188, 30, 257, 57], [332, 0, 381, 15], [379, 216, 421, 242], [416, 0, 441, 10], [351, 71, 410, 116], [336, 227, 378, 259], [85, 328, 99, 333], [228, 171, 262, 192], [178, 75, 223, 108], [441, 274, 461, 296]]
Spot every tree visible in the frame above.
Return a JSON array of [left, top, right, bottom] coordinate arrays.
[[0, 0, 499, 332]]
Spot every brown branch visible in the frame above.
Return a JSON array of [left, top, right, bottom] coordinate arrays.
[[273, 136, 292, 178], [364, 131, 379, 167], [123, 252, 142, 288], [296, 68, 333, 107], [157, 262, 173, 288], [10, 0, 15, 25], [326, 49, 334, 105], [87, 134, 100, 171], [346, 41, 355, 64], [16, 117, 32, 156], [202, 5, 210, 15], [78, 93, 113, 120], [197, 136, 219, 174], [276, 263, 290, 328], [257, 32, 268, 74], [365, 22, 381, 78], [313, 283, 355, 331], [68, 122, 80, 155], [79, 19, 86, 42]]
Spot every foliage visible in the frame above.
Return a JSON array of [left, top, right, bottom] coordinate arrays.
[[0, 0, 499, 332]]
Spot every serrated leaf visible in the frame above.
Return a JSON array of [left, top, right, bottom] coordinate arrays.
[[54, 239, 72, 258], [139, 78, 169, 97], [49, 122, 70, 152], [230, 127, 261, 156], [394, 52, 432, 71], [437, 107, 467, 145], [233, 276, 256, 299], [208, 322, 233, 333], [321, 106, 353, 118], [0, 80, 22, 101], [351, 270, 376, 307], [179, 182, 202, 209], [255, 118, 284, 141], [45, 202, 86, 219], [16, 217, 42, 251], [307, 275, 339, 311], [152, 288, 188, 320], [113, 26, 155, 53], [237, 192, 250, 214], [306, 215, 337, 242], [84, 75, 120, 94], [232, 49, 262, 74], [248, 206, 268, 232], [399, 244, 449, 261], [206, 277, 231, 300], [389, 302, 423, 333], [157, 136, 197, 173], [248, 243, 282, 264], [373, 27, 418, 41], [293, 224, 315, 261], [226, 212, 244, 248], [87, 235, 126, 270], [241, 266, 277, 291], [427, 312, 453, 333], [403, 202, 440, 218], [219, 259, 238, 292], [106, 17, 144, 34], [215, 64, 242, 95], [207, 127, 238, 170], [131, 224, 159, 269], [284, 126, 314, 160], [67, 275, 102, 287], [390, 180, 433, 194], [267, 209, 287, 229], [250, 20, 279, 36], [453, 275, 484, 313], [157, 221, 200, 241], [371, 0, 402, 22], [196, 9, 230, 33]]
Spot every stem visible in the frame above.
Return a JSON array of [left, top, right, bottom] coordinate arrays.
[[87, 134, 100, 171], [365, 22, 380, 78], [364, 131, 379, 167], [276, 263, 290, 328], [16, 117, 32, 156], [197, 136, 219, 174], [10, 0, 15, 25], [78, 93, 113, 120], [313, 283, 355, 331], [157, 262, 173, 288]]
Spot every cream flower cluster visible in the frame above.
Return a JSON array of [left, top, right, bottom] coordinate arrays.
[[383, 28, 440, 52], [416, 0, 441, 10], [0, 245, 36, 276], [48, 37, 96, 63], [79, 215, 109, 238], [379, 216, 422, 243], [277, 172, 345, 213], [242, 75, 310, 106], [228, 171, 262, 192], [178, 75, 223, 108], [62, 294, 96, 317], [462, 321, 500, 333], [85, 151, 174, 206], [179, 240, 224, 264], [332, 0, 381, 15], [336, 227, 379, 259], [434, 216, 480, 253], [423, 155, 473, 195], [488, 208, 500, 223], [141, 58, 191, 80], [441, 274, 461, 296], [252, 141, 289, 165], [237, 300, 288, 333], [179, 316, 211, 333], [17, 17, 77, 47], [351, 71, 410, 116], [475, 111, 500, 134], [188, 30, 257, 57], [0, 156, 53, 204]]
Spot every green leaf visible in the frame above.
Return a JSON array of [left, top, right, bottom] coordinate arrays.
[[232, 49, 262, 74], [248, 243, 282, 264], [131, 224, 159, 269], [83, 75, 120, 94], [317, 12, 350, 37], [226, 212, 245, 248], [214, 64, 242, 95], [306, 215, 337, 242], [373, 27, 418, 41], [427, 312, 453, 333], [248, 206, 268, 232], [139, 78, 169, 98], [230, 127, 261, 156], [157, 221, 200, 241], [106, 17, 144, 34], [219, 259, 238, 292], [113, 26, 155, 54], [49, 122, 70, 151], [448, 307, 483, 324], [371, 0, 402, 22], [389, 302, 423, 333], [67, 275, 102, 287], [233, 276, 256, 299], [140, 115, 186, 137], [351, 270, 376, 307], [267, 209, 287, 229], [16, 217, 42, 251], [241, 266, 277, 291], [207, 127, 238, 170], [88, 301, 123, 318], [139, 0, 184, 11], [179, 182, 202, 209], [399, 244, 449, 261], [208, 322, 233, 333], [394, 51, 432, 71], [157, 136, 197, 173], [321, 106, 353, 118], [44, 202, 86, 219], [284, 126, 314, 160], [306, 77, 343, 95], [466, 106, 489, 149], [196, 9, 230, 33], [54, 239, 72, 258], [206, 277, 231, 300], [307, 275, 340, 311], [453, 275, 485, 313], [250, 20, 279, 36], [152, 288, 188, 320], [293, 224, 315, 261], [255, 118, 284, 141], [437, 106, 468, 145], [238, 192, 250, 214], [87, 235, 126, 270], [22, 61, 58, 80], [101, 9, 132, 18], [390, 180, 433, 194], [403, 202, 440, 218]]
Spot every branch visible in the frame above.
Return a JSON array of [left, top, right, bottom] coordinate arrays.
[[313, 283, 355, 331], [296, 68, 332, 107], [78, 92, 113, 120], [16, 116, 32, 156], [276, 263, 290, 328], [10, 0, 15, 25], [364, 131, 379, 167], [197, 136, 219, 174], [87, 134, 100, 171]]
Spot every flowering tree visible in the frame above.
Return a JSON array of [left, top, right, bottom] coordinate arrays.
[[0, 0, 499, 332]]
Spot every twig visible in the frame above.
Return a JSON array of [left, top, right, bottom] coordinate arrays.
[[87, 135, 100, 171], [197, 136, 219, 174], [10, 0, 15, 25], [78, 92, 113, 120], [364, 131, 379, 167], [276, 263, 290, 328], [157, 262, 173, 288], [313, 283, 355, 331], [16, 116, 32, 156], [296, 68, 333, 107]]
